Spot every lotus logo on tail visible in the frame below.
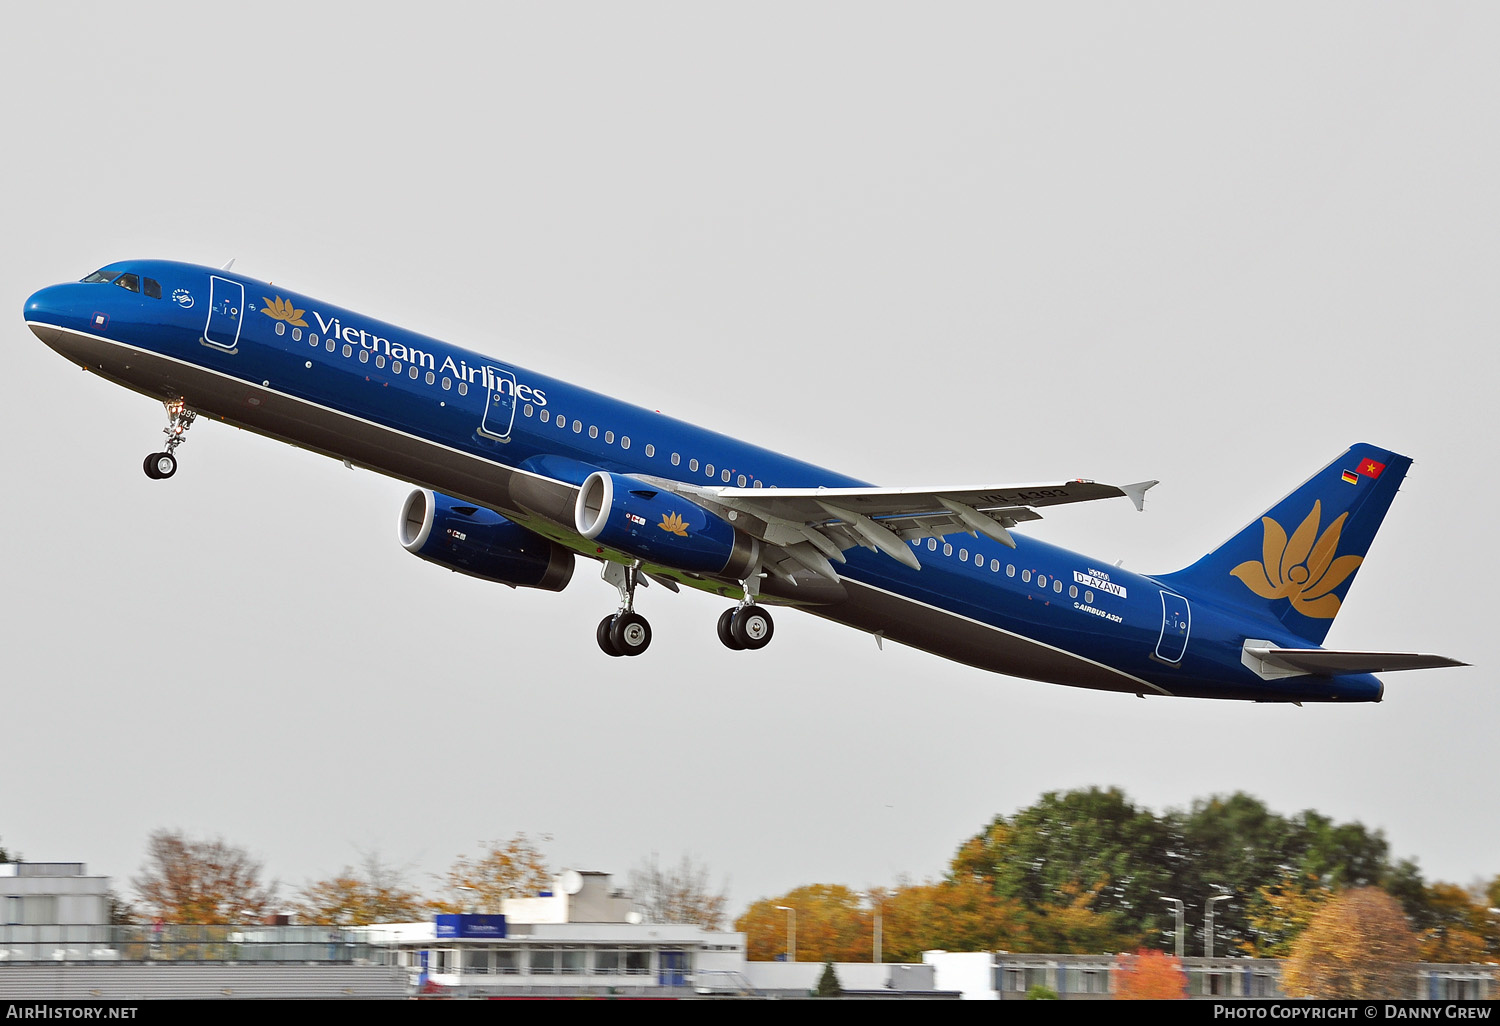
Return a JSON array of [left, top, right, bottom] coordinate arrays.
[[659, 512, 689, 537], [1229, 500, 1362, 619], [261, 295, 307, 327]]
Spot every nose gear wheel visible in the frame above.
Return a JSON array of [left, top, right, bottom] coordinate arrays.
[[143, 399, 196, 480]]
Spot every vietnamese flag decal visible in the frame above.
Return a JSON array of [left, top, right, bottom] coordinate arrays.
[[1356, 458, 1386, 479]]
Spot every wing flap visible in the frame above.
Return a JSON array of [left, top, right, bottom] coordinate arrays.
[[641, 475, 1148, 575]]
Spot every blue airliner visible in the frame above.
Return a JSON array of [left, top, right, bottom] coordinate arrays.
[[24, 260, 1464, 702]]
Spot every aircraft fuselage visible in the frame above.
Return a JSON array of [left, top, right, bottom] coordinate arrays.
[[24, 260, 1398, 702]]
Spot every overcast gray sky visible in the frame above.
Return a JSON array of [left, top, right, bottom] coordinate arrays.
[[2, 3, 1495, 916]]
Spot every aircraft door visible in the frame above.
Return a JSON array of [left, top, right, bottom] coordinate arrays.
[[1156, 590, 1191, 664], [203, 276, 244, 350], [479, 366, 517, 441]]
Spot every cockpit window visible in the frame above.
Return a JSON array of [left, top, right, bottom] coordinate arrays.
[[143, 278, 161, 299], [81, 269, 120, 284], [114, 273, 140, 293]]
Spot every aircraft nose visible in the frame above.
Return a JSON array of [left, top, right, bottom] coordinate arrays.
[[24, 284, 82, 343]]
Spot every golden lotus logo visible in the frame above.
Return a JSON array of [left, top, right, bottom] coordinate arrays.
[[1230, 501, 1362, 619], [659, 511, 689, 537], [261, 295, 307, 327]]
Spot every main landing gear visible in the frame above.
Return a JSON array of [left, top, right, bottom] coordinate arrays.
[[594, 562, 778, 656], [143, 399, 196, 480], [597, 562, 653, 658], [716, 604, 774, 651]]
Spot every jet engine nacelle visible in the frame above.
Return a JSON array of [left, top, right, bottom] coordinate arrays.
[[574, 471, 759, 579], [400, 489, 574, 591]]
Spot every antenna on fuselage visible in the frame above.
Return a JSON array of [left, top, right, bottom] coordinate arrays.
[[220, 258, 236, 271]]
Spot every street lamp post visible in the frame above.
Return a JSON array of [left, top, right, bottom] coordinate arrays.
[[857, 892, 883, 963], [775, 905, 797, 962], [1205, 895, 1232, 958], [1162, 897, 1185, 958]]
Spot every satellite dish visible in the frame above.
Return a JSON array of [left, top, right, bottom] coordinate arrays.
[[560, 870, 584, 895]]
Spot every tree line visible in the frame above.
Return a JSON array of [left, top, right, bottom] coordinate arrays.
[[9, 787, 1495, 971], [737, 788, 1500, 965], [51, 832, 728, 930]]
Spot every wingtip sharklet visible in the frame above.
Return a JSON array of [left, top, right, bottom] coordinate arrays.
[[1122, 480, 1158, 512]]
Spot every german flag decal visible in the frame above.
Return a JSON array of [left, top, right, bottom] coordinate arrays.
[[1342, 470, 1360, 485]]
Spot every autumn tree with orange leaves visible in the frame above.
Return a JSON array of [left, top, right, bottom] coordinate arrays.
[[292, 851, 429, 926], [431, 834, 552, 914], [879, 877, 1032, 962], [1114, 949, 1188, 999], [133, 830, 278, 924], [737, 885, 872, 962], [1282, 888, 1420, 999]]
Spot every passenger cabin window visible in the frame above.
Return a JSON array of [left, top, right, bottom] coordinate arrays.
[[114, 273, 140, 293]]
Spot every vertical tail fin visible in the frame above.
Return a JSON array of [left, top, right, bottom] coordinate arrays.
[[1155, 444, 1410, 645]]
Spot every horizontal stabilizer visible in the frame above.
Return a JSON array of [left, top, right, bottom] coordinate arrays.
[[1242, 642, 1468, 679]]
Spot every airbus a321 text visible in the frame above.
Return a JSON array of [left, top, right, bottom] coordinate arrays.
[[25, 260, 1465, 702]]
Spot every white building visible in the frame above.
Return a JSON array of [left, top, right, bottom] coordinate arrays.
[[353, 870, 945, 998], [353, 870, 749, 996], [0, 862, 113, 962]]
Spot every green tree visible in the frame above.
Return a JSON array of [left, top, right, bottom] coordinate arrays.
[[972, 787, 1171, 948], [1290, 811, 1389, 889], [958, 789, 1400, 956], [1282, 888, 1420, 999], [814, 960, 843, 997], [1171, 794, 1393, 956], [1168, 793, 1296, 955]]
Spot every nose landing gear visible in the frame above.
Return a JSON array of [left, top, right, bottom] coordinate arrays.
[[143, 399, 196, 480], [597, 561, 653, 657]]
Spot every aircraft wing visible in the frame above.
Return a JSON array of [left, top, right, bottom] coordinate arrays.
[[659, 477, 1157, 577]]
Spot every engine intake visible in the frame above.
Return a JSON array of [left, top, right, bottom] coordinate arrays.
[[400, 490, 574, 591], [574, 471, 758, 579]]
